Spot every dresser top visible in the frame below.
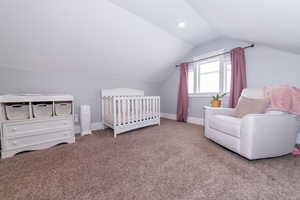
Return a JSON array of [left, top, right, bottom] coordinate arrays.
[[0, 94, 73, 103]]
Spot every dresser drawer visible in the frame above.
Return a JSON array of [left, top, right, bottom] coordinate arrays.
[[3, 130, 72, 150], [2, 119, 73, 138]]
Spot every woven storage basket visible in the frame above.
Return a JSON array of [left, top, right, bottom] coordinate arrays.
[[5, 103, 29, 120], [55, 102, 72, 116], [32, 103, 53, 118]]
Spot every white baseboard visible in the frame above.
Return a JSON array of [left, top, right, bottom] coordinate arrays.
[[160, 113, 204, 126], [187, 116, 204, 126], [91, 122, 105, 130], [160, 113, 176, 120], [74, 122, 104, 134]]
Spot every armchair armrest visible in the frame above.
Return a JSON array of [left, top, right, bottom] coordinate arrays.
[[240, 114, 299, 159]]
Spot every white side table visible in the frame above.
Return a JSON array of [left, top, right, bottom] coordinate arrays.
[[203, 106, 224, 130]]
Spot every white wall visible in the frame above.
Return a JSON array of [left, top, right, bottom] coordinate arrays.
[[0, 0, 192, 126], [0, 0, 191, 83], [160, 39, 300, 118]]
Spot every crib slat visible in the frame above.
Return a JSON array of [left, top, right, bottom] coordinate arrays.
[[122, 97, 126, 125], [142, 98, 147, 121], [157, 97, 159, 118], [104, 97, 106, 120], [118, 97, 120, 124], [142, 97, 144, 121], [149, 97, 152, 119], [106, 97, 109, 121], [132, 98, 134, 122], [146, 97, 148, 120], [142, 97, 145, 121], [152, 97, 155, 119], [129, 97, 131, 123], [154, 97, 157, 118], [107, 97, 109, 115], [150, 97, 152, 119], [131, 97, 134, 123], [109, 97, 112, 116], [111, 97, 113, 116], [158, 97, 160, 118], [124, 97, 126, 125], [151, 97, 154, 119], [156, 97, 158, 118], [107, 97, 109, 117], [139, 97, 142, 122], [124, 97, 127, 124], [143, 97, 146, 121], [154, 97, 156, 118], [141, 97, 143, 121], [117, 97, 120, 125], [127, 97, 130, 124], [149, 97, 151, 120], [132, 98, 134, 123], [137, 97, 139, 122], [132, 97, 134, 122], [103, 97, 106, 122], [134, 97, 137, 122], [113, 97, 116, 125], [113, 97, 116, 127], [147, 97, 149, 120], [149, 97, 151, 119]]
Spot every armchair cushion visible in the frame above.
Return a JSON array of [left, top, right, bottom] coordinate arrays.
[[233, 97, 270, 118], [209, 115, 241, 138]]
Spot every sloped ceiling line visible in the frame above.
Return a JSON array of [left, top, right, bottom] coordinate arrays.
[[186, 0, 300, 54]]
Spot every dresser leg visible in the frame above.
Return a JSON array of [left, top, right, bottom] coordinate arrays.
[[1, 151, 17, 159]]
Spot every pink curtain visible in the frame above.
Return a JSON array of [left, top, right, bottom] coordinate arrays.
[[229, 47, 247, 108], [177, 63, 189, 122]]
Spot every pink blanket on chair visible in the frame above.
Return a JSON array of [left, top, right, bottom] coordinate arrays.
[[264, 85, 300, 115]]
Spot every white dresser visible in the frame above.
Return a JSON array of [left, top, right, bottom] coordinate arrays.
[[0, 94, 75, 159]]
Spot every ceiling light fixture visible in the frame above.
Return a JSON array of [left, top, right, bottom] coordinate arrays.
[[178, 22, 185, 28]]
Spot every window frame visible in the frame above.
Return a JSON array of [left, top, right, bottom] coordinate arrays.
[[188, 51, 231, 97], [223, 59, 232, 94]]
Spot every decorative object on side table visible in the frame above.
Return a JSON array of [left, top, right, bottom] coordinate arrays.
[[211, 93, 226, 107]]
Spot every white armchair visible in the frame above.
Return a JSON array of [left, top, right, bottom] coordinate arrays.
[[205, 88, 299, 160]]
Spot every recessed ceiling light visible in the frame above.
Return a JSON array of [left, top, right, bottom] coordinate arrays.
[[178, 22, 185, 28]]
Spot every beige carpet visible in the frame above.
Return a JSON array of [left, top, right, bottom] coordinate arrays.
[[0, 119, 300, 200]]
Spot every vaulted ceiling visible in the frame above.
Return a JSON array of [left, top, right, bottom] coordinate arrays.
[[111, 0, 300, 54], [0, 0, 299, 84], [186, 0, 300, 54]]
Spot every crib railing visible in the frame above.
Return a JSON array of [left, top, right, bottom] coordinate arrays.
[[103, 96, 160, 127]]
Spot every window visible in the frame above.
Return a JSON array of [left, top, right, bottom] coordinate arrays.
[[188, 51, 231, 96]]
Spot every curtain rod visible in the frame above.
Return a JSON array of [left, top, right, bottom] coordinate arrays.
[[176, 44, 255, 67]]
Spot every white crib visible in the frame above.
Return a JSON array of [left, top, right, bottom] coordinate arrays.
[[101, 88, 160, 137]]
